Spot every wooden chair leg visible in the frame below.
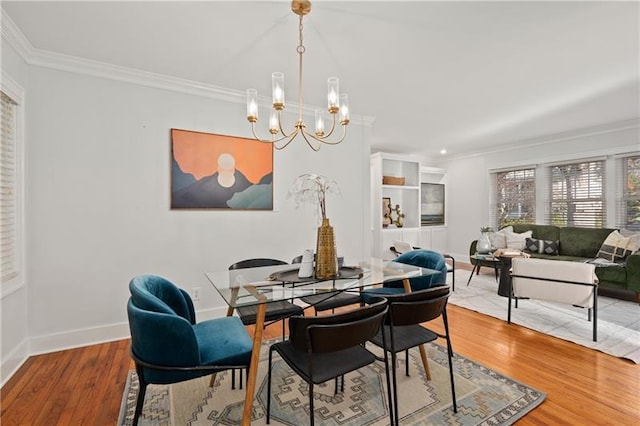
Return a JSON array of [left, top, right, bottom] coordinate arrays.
[[208, 372, 217, 388], [418, 344, 431, 380]]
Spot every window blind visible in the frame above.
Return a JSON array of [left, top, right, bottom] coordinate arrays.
[[1, 91, 18, 283], [490, 168, 536, 229], [545, 160, 605, 228], [617, 155, 640, 230]]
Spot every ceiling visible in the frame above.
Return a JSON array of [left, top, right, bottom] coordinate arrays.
[[2, 1, 639, 159]]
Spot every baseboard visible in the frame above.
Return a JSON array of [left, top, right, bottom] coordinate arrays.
[[1, 338, 29, 387], [28, 306, 228, 356]]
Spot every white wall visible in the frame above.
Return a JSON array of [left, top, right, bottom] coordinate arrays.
[[442, 124, 639, 263], [1, 42, 371, 382]]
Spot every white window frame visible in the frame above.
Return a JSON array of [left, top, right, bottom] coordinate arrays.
[[545, 158, 606, 228], [618, 154, 640, 231], [1, 72, 25, 298], [490, 167, 536, 230]]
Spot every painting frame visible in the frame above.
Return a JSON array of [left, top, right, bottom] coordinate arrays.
[[421, 183, 445, 226], [170, 128, 274, 210]]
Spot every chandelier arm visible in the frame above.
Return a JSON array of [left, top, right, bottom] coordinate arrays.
[[276, 110, 296, 138], [274, 128, 302, 150], [299, 130, 322, 152], [251, 122, 296, 145], [302, 124, 347, 145]]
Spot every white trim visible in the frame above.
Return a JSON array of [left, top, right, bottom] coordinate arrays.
[[0, 338, 29, 387], [28, 306, 228, 356], [1, 10, 375, 127], [448, 118, 640, 162]]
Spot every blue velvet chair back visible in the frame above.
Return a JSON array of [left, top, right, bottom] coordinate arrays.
[[386, 250, 448, 291], [127, 275, 202, 383]]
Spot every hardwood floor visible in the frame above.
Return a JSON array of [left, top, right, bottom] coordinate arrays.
[[2, 269, 639, 425]]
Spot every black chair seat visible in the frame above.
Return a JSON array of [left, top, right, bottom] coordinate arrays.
[[271, 341, 377, 384], [236, 301, 304, 325], [300, 291, 361, 312], [370, 324, 438, 353]]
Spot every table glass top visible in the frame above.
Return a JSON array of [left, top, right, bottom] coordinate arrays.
[[205, 258, 439, 308]]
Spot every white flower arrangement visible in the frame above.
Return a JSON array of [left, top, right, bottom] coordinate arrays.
[[287, 174, 340, 221]]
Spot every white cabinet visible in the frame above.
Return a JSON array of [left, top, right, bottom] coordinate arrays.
[[420, 226, 447, 253], [371, 153, 421, 258]]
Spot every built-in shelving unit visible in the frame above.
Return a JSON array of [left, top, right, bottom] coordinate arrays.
[[371, 152, 421, 259], [371, 154, 448, 259]]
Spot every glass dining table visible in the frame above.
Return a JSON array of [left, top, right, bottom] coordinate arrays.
[[204, 257, 440, 426]]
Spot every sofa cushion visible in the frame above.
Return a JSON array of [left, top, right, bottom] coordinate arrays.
[[512, 224, 560, 242], [558, 227, 616, 258], [596, 230, 640, 263]]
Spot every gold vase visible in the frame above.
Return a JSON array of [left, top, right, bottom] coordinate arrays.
[[315, 218, 337, 279]]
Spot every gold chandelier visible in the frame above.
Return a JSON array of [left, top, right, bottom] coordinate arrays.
[[246, 0, 350, 151]]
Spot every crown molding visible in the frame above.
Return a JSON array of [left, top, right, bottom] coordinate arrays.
[[1, 9, 33, 60], [1, 9, 374, 127], [444, 118, 640, 162]]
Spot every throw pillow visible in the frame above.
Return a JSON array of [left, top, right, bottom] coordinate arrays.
[[540, 239, 560, 255], [524, 237, 540, 253], [597, 230, 640, 263], [505, 230, 533, 250], [524, 237, 560, 255], [489, 226, 513, 249]]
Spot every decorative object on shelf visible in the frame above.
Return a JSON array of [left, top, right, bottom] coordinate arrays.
[[392, 204, 405, 228], [477, 226, 494, 254], [382, 197, 392, 227], [421, 182, 445, 226], [383, 176, 406, 186], [245, 0, 350, 151], [288, 174, 340, 279]]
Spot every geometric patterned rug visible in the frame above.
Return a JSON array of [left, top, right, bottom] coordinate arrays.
[[118, 338, 546, 425], [451, 272, 640, 364]]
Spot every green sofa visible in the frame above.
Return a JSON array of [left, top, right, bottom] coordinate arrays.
[[469, 224, 640, 301]]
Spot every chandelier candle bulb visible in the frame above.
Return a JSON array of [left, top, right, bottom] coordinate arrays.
[[269, 110, 279, 135], [315, 109, 325, 136], [271, 72, 285, 109], [327, 77, 339, 112], [246, 89, 258, 122], [339, 94, 350, 125]]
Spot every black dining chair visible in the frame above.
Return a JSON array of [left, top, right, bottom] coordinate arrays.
[[266, 299, 392, 426], [368, 286, 457, 425], [227, 258, 304, 389]]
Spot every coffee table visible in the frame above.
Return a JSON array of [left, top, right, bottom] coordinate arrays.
[[467, 254, 499, 286]]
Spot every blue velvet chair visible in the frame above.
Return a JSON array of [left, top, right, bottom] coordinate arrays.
[[362, 250, 448, 303], [127, 274, 253, 425]]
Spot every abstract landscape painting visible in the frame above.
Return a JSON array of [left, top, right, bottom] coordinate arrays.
[[171, 129, 273, 209]]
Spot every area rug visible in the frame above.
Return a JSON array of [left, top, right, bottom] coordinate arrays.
[[118, 340, 546, 425], [451, 271, 640, 364]]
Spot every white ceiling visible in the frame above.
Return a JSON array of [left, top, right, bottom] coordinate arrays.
[[3, 1, 639, 159]]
